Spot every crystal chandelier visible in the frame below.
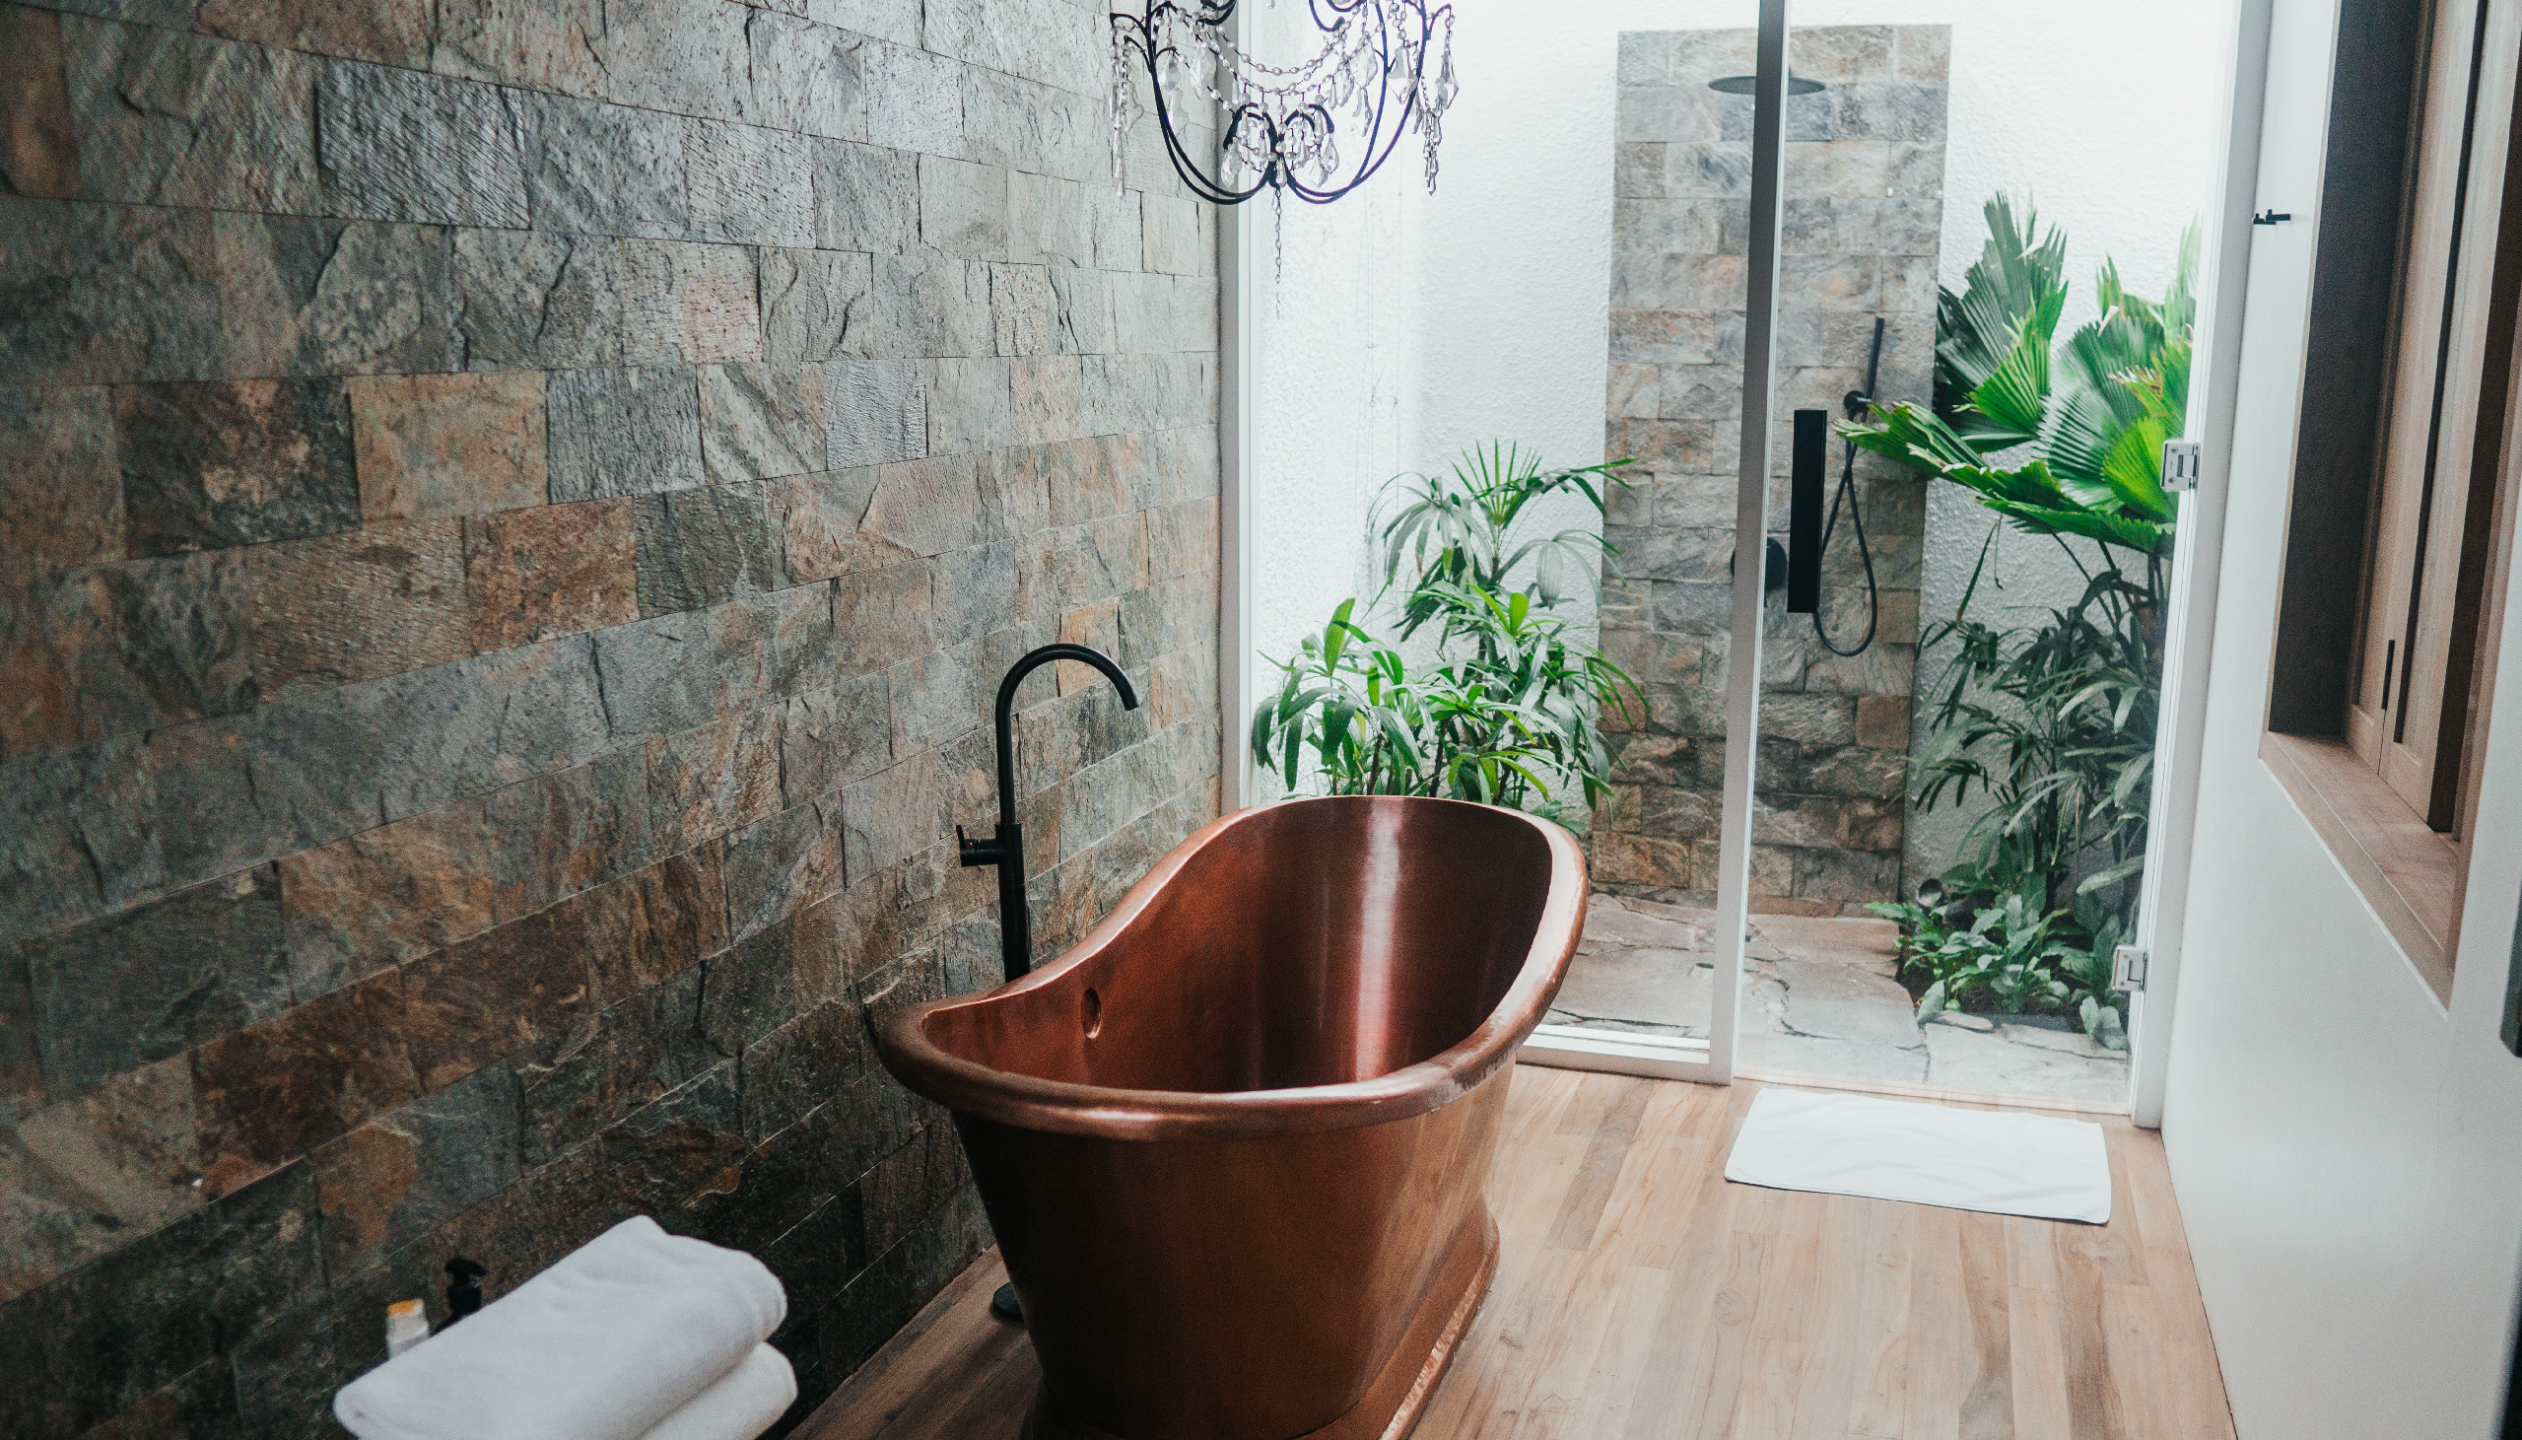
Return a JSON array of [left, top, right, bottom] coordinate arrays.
[[1107, 0, 1459, 208]]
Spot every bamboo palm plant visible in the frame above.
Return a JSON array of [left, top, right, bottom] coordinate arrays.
[[1252, 445, 1640, 824], [1845, 196, 2195, 1046]]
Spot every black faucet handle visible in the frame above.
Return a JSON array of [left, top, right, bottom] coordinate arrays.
[[958, 824, 1009, 868]]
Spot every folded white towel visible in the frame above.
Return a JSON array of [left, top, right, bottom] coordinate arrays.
[[335, 1217, 787, 1440], [635, 1344, 797, 1440]]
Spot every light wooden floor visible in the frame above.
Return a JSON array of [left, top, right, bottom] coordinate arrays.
[[795, 1067, 2235, 1440]]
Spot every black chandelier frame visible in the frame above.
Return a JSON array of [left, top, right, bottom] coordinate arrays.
[[1108, 0, 1453, 208]]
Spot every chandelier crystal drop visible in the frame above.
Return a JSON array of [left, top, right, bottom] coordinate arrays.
[[1107, 0, 1458, 209]]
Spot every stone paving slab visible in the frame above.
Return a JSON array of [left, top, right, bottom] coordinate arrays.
[[1546, 894, 2130, 1104]]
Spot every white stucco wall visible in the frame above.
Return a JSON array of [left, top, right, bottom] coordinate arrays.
[[1245, 0, 2229, 848]]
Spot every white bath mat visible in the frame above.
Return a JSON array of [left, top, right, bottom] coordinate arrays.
[[1723, 1088, 2112, 1224]]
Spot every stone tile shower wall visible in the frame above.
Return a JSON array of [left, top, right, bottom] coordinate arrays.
[[1595, 26, 1942, 916], [0, 0, 1220, 1434]]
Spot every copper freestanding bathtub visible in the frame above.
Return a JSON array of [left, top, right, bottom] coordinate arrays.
[[874, 795, 1587, 1440]]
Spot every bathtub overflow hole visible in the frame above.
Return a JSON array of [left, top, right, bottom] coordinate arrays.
[[1081, 988, 1103, 1039]]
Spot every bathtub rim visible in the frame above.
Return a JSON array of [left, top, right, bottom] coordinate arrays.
[[872, 795, 1588, 1142]]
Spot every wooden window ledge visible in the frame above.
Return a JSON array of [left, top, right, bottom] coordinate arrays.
[[2260, 730, 2460, 1002]]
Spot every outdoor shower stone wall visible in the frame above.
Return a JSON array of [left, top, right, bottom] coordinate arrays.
[[1594, 25, 1942, 916], [0, 1, 1220, 1434]]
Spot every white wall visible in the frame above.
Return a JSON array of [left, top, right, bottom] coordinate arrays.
[[2160, 0, 2522, 1434], [1247, 0, 2228, 831]]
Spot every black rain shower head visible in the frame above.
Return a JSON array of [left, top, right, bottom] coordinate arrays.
[[1707, 74, 1826, 95]]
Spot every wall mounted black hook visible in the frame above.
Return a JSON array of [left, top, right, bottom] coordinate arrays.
[[958, 644, 1139, 982]]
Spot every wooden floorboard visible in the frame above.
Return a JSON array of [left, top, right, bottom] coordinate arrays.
[[790, 1068, 2237, 1440]]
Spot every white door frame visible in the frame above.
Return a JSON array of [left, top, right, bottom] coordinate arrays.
[[2125, 0, 2277, 1128], [1218, 11, 1261, 813], [1218, 206, 1260, 813], [1520, 0, 1793, 1087]]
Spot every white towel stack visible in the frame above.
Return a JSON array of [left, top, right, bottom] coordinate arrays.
[[335, 1217, 799, 1440]]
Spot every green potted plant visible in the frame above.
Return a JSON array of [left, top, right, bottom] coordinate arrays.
[[1252, 444, 1641, 826]]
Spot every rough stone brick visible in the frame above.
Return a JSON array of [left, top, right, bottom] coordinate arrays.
[[401, 899, 603, 1091], [1008, 171, 1089, 267], [574, 853, 727, 1004], [863, 254, 993, 359], [25, 866, 290, 1099], [643, 708, 783, 854], [351, 371, 546, 523], [830, 562, 932, 678], [516, 91, 688, 240], [859, 454, 987, 562], [1018, 517, 1142, 619], [811, 136, 920, 254], [974, 443, 1045, 539], [1833, 82, 1949, 143], [1140, 193, 1203, 276], [432, 0, 608, 98], [0, 387, 122, 572], [1089, 185, 1140, 271], [826, 360, 928, 469], [990, 263, 1051, 357], [592, 601, 777, 742], [928, 538, 1015, 649], [66, 17, 322, 214], [115, 379, 360, 558], [0, 1053, 202, 1303], [246, 519, 471, 695], [772, 468, 882, 584], [1855, 691, 1910, 749], [781, 674, 892, 806], [212, 216, 463, 380], [838, 750, 949, 882], [594, 0, 757, 124], [194, 0, 433, 66], [310, 1059, 518, 1276], [917, 156, 1008, 259], [1052, 599, 1119, 695], [700, 362, 827, 485], [721, 801, 843, 943], [750, 10, 863, 140], [480, 745, 657, 920], [0, 1156, 319, 1440], [516, 966, 712, 1164], [686, 120, 816, 247], [858, 39, 963, 159], [1895, 25, 1950, 83], [634, 484, 780, 614], [769, 569, 839, 695], [924, 358, 1012, 455], [0, 196, 219, 387], [453, 229, 622, 372], [279, 797, 498, 999], [317, 60, 528, 227], [960, 66, 1102, 186], [0, 7, 79, 200], [461, 498, 639, 651], [762, 248, 872, 366], [618, 240, 764, 364], [546, 366, 705, 501], [1145, 498, 1215, 582], [808, 0, 918, 45], [1008, 355, 1079, 446], [1046, 266, 1112, 355]]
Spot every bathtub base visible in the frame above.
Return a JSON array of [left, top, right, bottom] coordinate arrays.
[[1021, 1212, 1500, 1440]]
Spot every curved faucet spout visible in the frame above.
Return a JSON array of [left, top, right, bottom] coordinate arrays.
[[957, 644, 1140, 982]]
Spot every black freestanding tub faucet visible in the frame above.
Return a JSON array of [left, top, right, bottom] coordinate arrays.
[[958, 643, 1139, 982]]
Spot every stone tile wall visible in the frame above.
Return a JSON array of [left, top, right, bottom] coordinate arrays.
[[0, 0, 1220, 1433], [1595, 25, 1943, 917]]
